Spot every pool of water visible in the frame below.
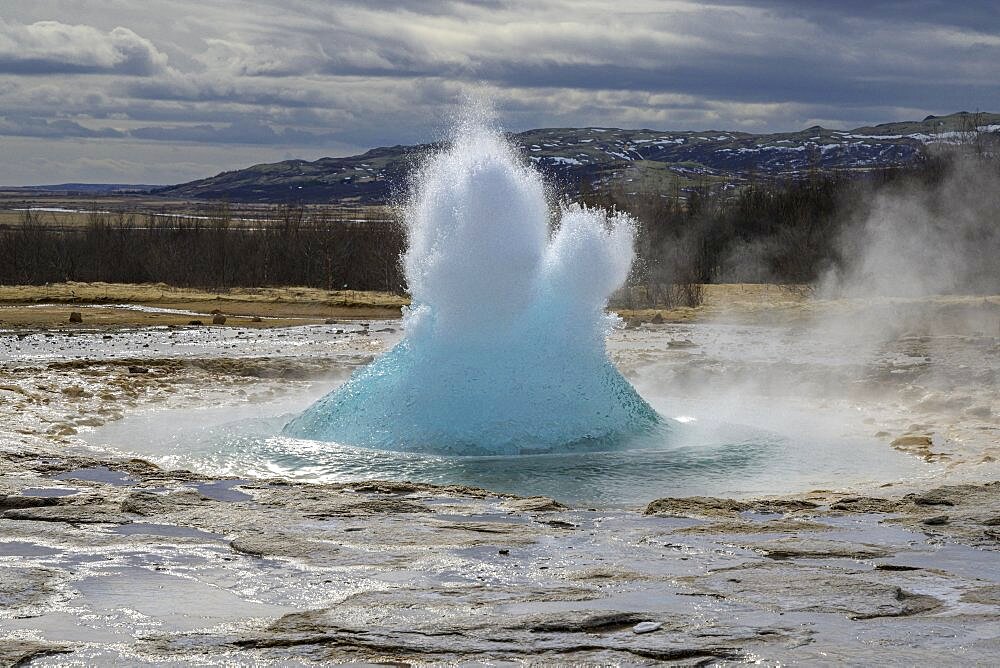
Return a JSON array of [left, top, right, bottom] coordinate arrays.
[[83, 392, 934, 507]]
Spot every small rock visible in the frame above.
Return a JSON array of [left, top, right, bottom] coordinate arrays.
[[505, 496, 568, 512], [498, 548, 510, 555], [829, 496, 901, 513], [875, 563, 922, 571], [212, 314, 227, 325], [891, 435, 933, 448], [624, 318, 642, 329], [650, 312, 664, 324], [912, 489, 956, 506], [188, 320, 203, 326], [68, 311, 82, 323], [632, 621, 662, 634], [922, 515, 949, 526], [120, 491, 169, 516], [127, 365, 148, 374]]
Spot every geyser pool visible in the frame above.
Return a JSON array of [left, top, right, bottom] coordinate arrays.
[[69, 121, 937, 506], [83, 376, 935, 507], [283, 121, 661, 454]]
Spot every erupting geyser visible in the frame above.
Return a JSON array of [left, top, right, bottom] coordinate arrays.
[[283, 119, 660, 454]]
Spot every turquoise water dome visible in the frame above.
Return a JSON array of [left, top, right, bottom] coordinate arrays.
[[283, 121, 661, 454]]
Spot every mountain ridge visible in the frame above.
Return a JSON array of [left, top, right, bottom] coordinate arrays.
[[155, 111, 1000, 204]]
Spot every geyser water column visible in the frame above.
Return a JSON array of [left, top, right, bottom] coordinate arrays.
[[283, 121, 660, 454]]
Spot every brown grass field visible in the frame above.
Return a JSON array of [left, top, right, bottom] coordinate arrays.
[[0, 282, 819, 329], [0, 282, 409, 328], [3, 280, 997, 333]]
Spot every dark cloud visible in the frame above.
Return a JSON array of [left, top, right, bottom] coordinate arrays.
[[696, 1, 1000, 32], [468, 58, 1000, 111], [131, 120, 343, 146], [0, 1, 997, 184], [0, 114, 125, 139], [121, 77, 328, 108]]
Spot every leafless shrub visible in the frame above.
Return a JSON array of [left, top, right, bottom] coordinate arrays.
[[0, 207, 406, 293]]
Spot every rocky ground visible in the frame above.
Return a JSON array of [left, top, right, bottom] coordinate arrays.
[[0, 291, 997, 665], [1, 450, 999, 665]]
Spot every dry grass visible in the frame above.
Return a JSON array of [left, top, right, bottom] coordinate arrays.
[[0, 282, 407, 307], [0, 195, 394, 229], [616, 283, 811, 323], [0, 281, 805, 328], [5, 281, 993, 332], [0, 282, 408, 329], [0, 210, 96, 227]]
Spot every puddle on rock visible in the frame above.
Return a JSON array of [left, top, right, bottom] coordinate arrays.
[[54, 467, 136, 486], [192, 480, 253, 502], [22, 488, 80, 497], [0, 541, 62, 557]]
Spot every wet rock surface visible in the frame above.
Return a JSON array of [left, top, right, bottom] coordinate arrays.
[[2, 504, 132, 524], [0, 445, 996, 665], [0, 566, 59, 610], [746, 537, 893, 560], [0, 314, 996, 664], [0, 640, 71, 666]]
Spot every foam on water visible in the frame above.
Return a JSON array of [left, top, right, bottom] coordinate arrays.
[[283, 120, 661, 454]]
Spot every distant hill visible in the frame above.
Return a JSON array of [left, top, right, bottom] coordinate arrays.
[[4, 183, 163, 194], [155, 111, 1000, 204]]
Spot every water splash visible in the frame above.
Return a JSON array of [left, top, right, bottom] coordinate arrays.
[[283, 119, 661, 454]]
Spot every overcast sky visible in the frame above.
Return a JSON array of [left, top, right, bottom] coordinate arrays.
[[1, 0, 998, 185]]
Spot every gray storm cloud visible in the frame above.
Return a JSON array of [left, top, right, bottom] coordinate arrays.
[[0, 1, 997, 183]]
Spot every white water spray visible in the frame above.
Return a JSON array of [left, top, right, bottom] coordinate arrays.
[[284, 119, 660, 454]]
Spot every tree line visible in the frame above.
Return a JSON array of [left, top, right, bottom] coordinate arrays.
[[594, 151, 999, 306], [0, 207, 405, 293], [2, 149, 996, 307]]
